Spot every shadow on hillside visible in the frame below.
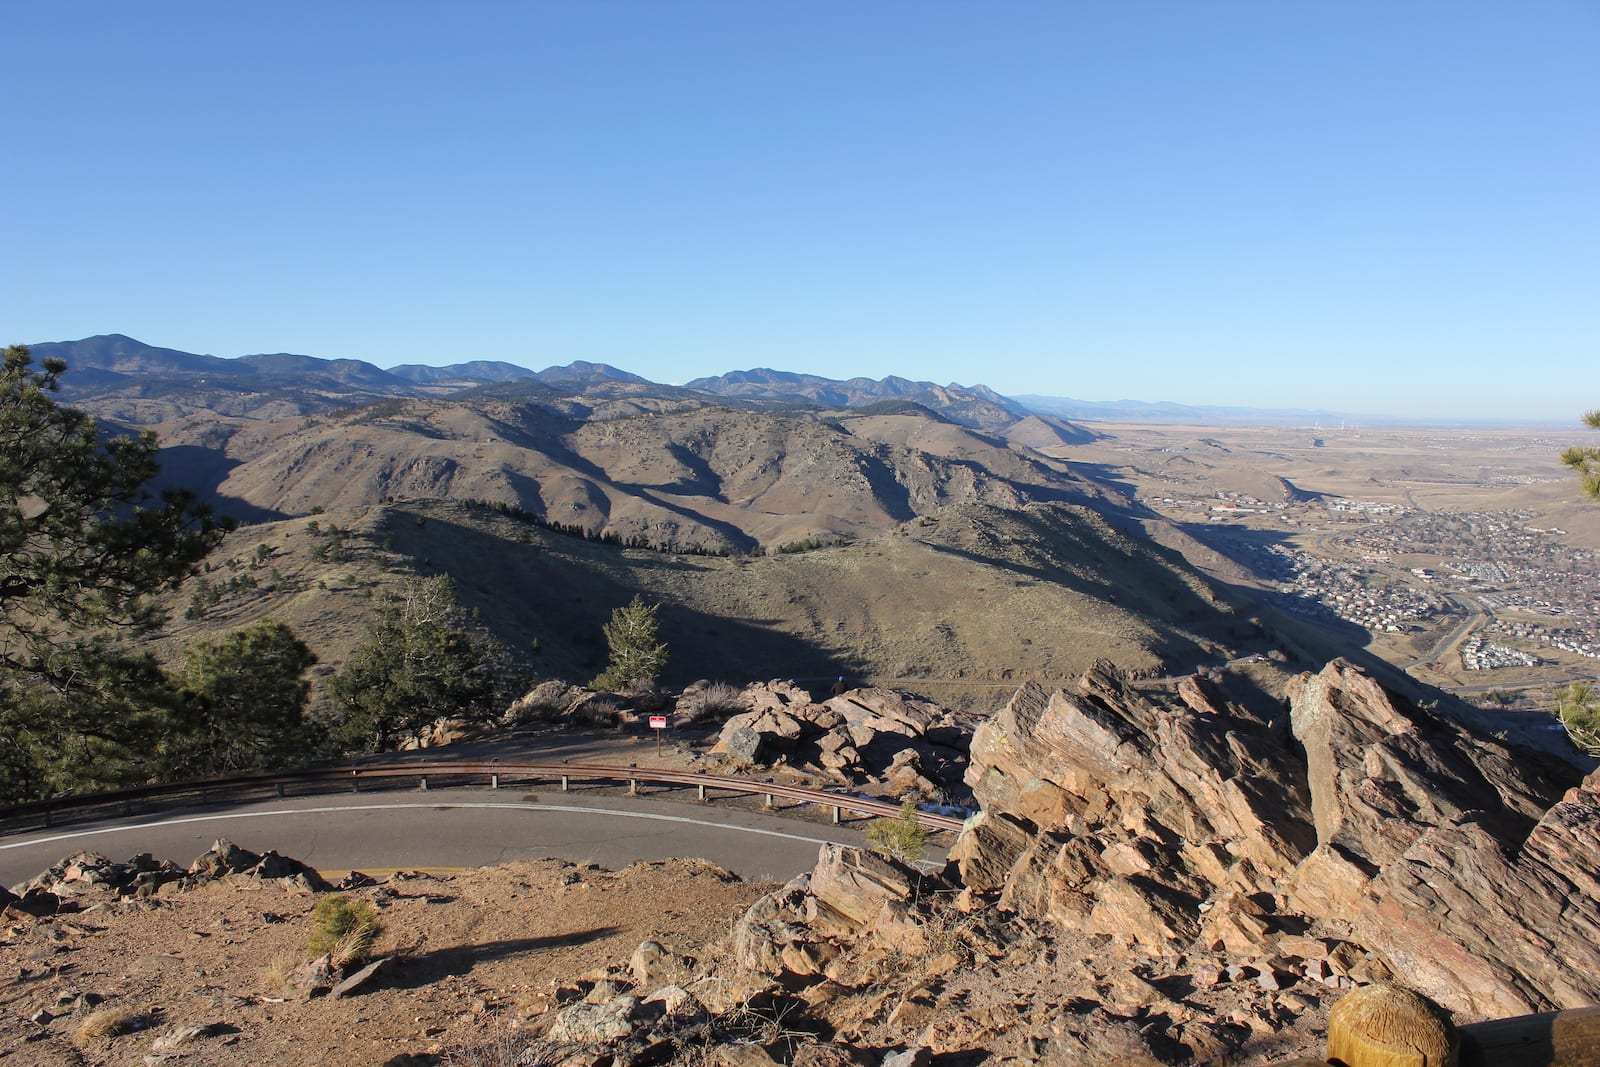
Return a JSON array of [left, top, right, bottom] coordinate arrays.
[[494, 433, 760, 553], [1171, 522, 1297, 581], [154, 443, 289, 525], [385, 927, 620, 988], [1057, 459, 1144, 502], [918, 500, 1238, 674], [387, 513, 868, 687]]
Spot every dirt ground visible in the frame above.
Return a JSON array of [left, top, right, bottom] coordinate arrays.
[[1, 857, 769, 1066]]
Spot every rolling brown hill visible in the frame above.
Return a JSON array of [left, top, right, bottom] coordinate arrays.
[[156, 493, 1259, 714], [24, 344, 1297, 708], [151, 392, 1115, 555]]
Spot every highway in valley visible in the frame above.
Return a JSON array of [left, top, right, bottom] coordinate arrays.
[[0, 786, 870, 889]]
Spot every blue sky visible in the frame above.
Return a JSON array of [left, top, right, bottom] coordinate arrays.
[[2, 3, 1595, 420]]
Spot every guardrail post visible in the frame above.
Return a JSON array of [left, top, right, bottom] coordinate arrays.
[[352, 772, 360, 793], [627, 778, 638, 797], [490, 773, 499, 789], [832, 805, 841, 824], [43, 808, 52, 828], [276, 784, 286, 798], [764, 793, 775, 810], [419, 777, 428, 791], [561, 774, 569, 792], [697, 782, 706, 802], [1457, 1005, 1600, 1067]]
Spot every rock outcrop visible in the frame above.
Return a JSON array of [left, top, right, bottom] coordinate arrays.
[[710, 682, 976, 801], [953, 658, 1596, 1019], [10, 840, 330, 904]]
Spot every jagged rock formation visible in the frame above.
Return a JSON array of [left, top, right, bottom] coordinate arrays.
[[707, 682, 978, 801], [953, 658, 1597, 1020], [530, 660, 1592, 1065]]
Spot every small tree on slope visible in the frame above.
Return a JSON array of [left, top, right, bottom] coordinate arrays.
[[592, 595, 669, 693]]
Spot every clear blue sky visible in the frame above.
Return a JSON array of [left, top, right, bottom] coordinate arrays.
[[3, 3, 1595, 420]]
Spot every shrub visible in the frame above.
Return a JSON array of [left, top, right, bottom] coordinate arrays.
[[865, 801, 930, 864], [677, 680, 748, 724], [1556, 681, 1600, 756], [308, 894, 382, 966]]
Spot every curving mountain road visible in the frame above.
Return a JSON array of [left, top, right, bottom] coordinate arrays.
[[0, 787, 873, 889]]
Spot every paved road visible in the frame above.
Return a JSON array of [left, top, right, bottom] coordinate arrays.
[[0, 787, 871, 889]]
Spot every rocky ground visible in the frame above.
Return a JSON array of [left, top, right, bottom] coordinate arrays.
[[0, 842, 1336, 1067], [5, 662, 1595, 1067], [1, 845, 768, 1066]]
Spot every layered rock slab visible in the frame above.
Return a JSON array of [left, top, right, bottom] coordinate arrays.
[[954, 658, 1597, 1018]]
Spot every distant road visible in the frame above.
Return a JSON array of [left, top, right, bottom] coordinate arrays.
[[0, 788, 870, 889], [1403, 593, 1489, 672]]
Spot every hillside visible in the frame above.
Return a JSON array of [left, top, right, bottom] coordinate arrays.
[[155, 497, 1257, 713], [13, 333, 1359, 713], [149, 393, 1114, 555]]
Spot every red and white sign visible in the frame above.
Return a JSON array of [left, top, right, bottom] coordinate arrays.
[[648, 715, 668, 730]]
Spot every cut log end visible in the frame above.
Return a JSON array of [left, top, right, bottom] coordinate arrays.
[[1328, 983, 1460, 1067]]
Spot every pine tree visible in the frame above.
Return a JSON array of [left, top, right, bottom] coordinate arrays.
[[168, 620, 318, 777], [329, 575, 501, 750], [1560, 409, 1600, 499], [592, 595, 669, 693], [0, 344, 220, 801]]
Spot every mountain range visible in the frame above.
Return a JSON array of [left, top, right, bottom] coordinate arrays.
[[33, 334, 1070, 436], [7, 334, 1328, 701]]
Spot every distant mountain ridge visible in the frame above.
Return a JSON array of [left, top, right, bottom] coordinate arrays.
[[28, 335, 1059, 434], [686, 367, 1032, 432]]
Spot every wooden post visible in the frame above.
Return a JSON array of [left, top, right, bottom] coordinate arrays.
[[832, 804, 841, 824], [491, 773, 500, 790], [1458, 1006, 1600, 1067], [627, 778, 638, 797], [1327, 984, 1459, 1067], [561, 774, 569, 792], [697, 782, 706, 802], [764, 793, 775, 810]]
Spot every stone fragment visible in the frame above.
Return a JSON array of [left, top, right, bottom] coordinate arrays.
[[548, 995, 642, 1043], [879, 1049, 932, 1067]]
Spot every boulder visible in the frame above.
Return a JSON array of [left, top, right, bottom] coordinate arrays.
[[718, 723, 765, 766], [732, 876, 816, 975], [330, 956, 391, 999], [186, 840, 330, 891], [504, 679, 588, 723], [807, 844, 914, 931], [643, 984, 705, 1019], [548, 995, 645, 1043], [629, 939, 693, 990], [825, 688, 944, 737]]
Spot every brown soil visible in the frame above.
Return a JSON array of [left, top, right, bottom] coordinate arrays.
[[2, 858, 768, 1066]]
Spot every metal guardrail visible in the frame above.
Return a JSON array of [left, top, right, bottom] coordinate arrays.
[[0, 761, 969, 835]]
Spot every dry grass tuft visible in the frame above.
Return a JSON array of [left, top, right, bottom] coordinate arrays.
[[74, 1005, 145, 1045], [261, 951, 300, 996]]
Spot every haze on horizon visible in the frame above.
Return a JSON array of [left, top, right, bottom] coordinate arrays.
[[2, 3, 1595, 422]]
